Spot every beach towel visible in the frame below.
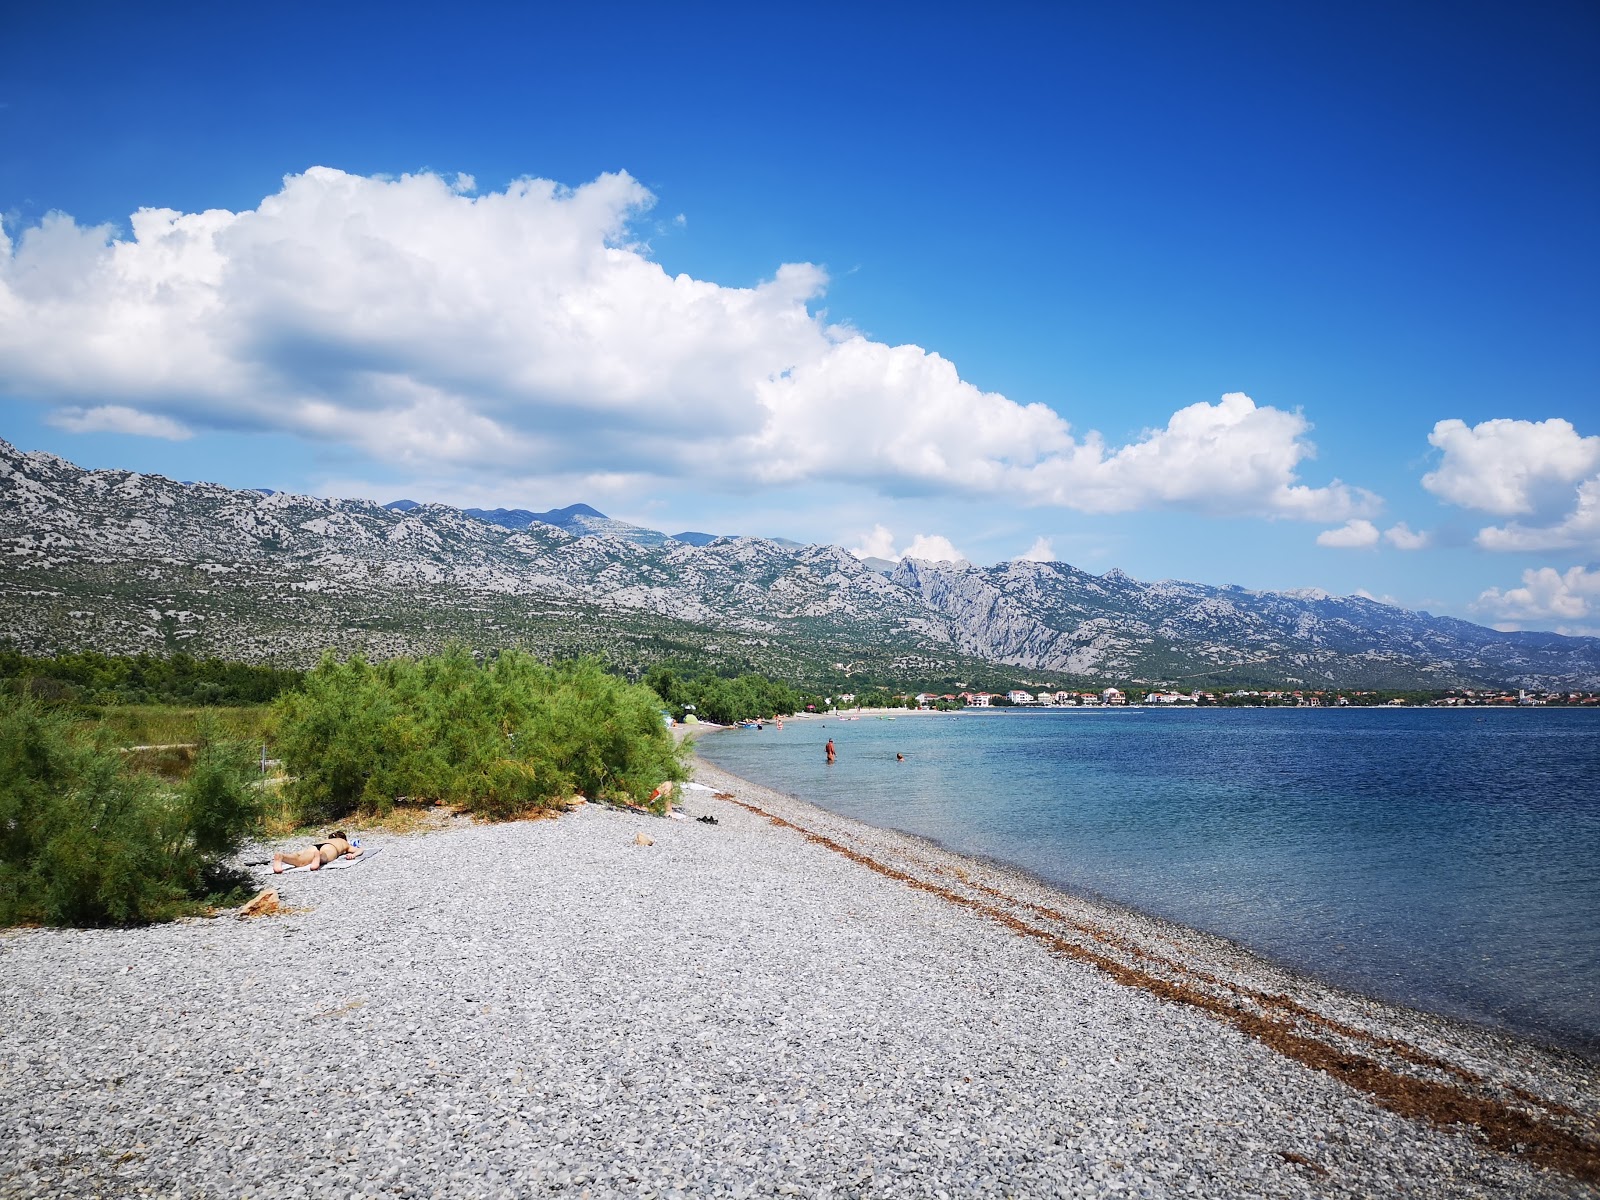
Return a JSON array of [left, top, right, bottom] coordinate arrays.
[[681, 781, 715, 792], [263, 846, 383, 874]]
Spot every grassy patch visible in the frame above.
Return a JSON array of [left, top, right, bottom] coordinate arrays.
[[81, 704, 276, 751]]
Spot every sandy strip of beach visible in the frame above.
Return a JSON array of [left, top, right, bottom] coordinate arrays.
[[2, 756, 1595, 1199]]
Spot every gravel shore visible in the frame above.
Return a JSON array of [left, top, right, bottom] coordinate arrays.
[[3, 757, 1596, 1199]]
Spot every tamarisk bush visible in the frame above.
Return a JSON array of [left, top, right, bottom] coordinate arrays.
[[0, 695, 257, 927], [274, 648, 686, 823]]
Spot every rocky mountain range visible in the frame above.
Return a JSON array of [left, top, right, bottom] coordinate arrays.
[[3, 438, 1597, 690]]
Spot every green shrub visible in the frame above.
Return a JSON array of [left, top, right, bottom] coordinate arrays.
[[642, 663, 811, 724], [0, 695, 258, 927], [0, 647, 302, 706], [272, 654, 405, 822], [274, 648, 687, 823], [183, 718, 262, 862]]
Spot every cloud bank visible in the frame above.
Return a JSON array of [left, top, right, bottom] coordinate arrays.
[[1, 167, 1372, 519]]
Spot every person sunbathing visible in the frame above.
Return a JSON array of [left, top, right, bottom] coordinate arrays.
[[272, 831, 361, 873]]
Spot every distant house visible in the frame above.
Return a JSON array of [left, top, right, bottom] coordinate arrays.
[[1078, 692, 1101, 706], [1007, 690, 1034, 705], [1101, 687, 1125, 706], [1054, 690, 1076, 705], [960, 691, 992, 707]]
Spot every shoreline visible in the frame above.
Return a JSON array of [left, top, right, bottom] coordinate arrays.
[[2, 755, 1596, 1196], [692, 734, 1598, 1061], [695, 709, 1600, 1061], [687, 752, 1600, 1183]]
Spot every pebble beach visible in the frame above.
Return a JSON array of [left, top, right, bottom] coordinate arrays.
[[3, 756, 1597, 1199]]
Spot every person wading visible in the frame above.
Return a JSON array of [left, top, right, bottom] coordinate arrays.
[[825, 738, 836, 764]]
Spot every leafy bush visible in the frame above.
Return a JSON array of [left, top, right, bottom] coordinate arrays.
[[274, 648, 686, 823], [0, 695, 259, 927]]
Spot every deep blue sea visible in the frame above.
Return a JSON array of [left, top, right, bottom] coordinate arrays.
[[696, 706, 1600, 1054]]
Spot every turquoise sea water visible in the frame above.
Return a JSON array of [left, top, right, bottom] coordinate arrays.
[[695, 706, 1600, 1054]]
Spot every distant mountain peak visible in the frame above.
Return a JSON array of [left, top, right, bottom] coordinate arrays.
[[541, 502, 606, 520]]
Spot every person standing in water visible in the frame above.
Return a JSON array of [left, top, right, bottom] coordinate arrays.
[[825, 738, 836, 764]]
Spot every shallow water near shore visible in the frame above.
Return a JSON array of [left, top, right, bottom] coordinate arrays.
[[696, 706, 1600, 1054]]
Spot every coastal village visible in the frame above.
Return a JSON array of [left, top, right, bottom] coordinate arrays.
[[893, 687, 1600, 708]]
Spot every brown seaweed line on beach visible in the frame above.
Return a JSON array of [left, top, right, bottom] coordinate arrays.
[[915, 832, 1594, 1129], [721, 793, 1600, 1185], [926, 858, 1488, 1085], [932, 863, 1519, 1089]]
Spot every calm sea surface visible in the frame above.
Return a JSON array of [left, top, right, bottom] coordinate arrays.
[[695, 706, 1600, 1054]]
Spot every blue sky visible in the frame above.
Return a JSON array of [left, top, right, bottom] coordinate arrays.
[[2, 1, 1597, 632]]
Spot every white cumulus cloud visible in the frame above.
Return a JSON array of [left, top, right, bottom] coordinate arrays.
[[44, 404, 193, 440], [1474, 565, 1600, 636], [849, 524, 899, 560], [1423, 417, 1600, 552], [902, 533, 966, 563], [1316, 519, 1380, 548], [1017, 536, 1055, 562], [847, 525, 965, 563], [1425, 418, 1600, 515], [1475, 479, 1600, 553], [1, 167, 1373, 520], [1382, 522, 1430, 550]]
